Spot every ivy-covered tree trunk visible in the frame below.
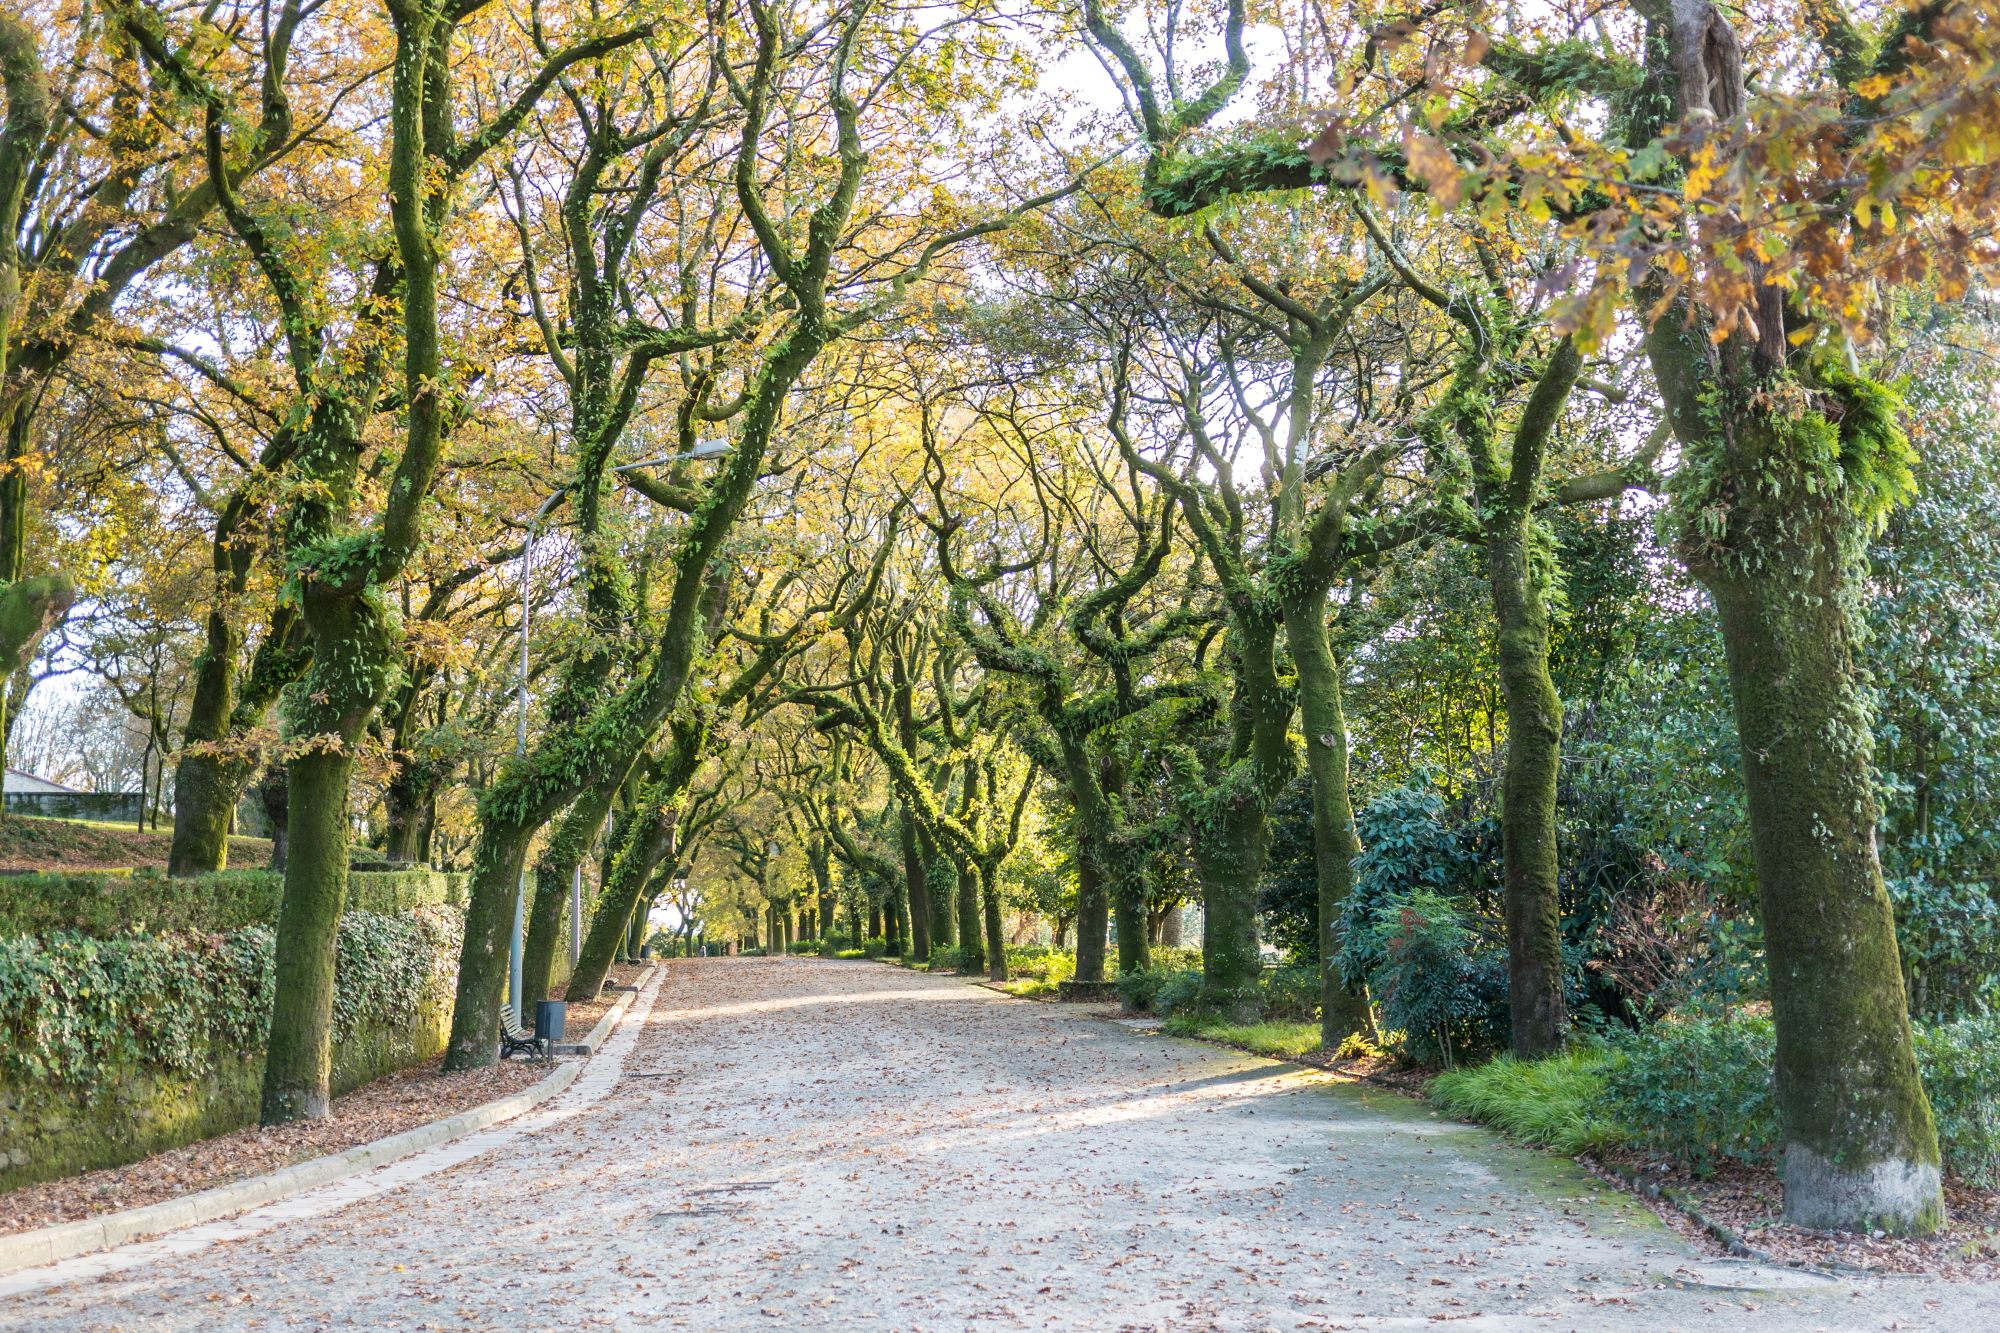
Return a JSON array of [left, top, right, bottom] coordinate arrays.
[[387, 790, 436, 864], [520, 864, 568, 1002], [1484, 515, 1567, 1056], [1281, 591, 1373, 1044], [1623, 0, 1943, 1233], [259, 767, 289, 871], [920, 827, 954, 947], [1472, 340, 1581, 1058], [570, 813, 673, 1001], [0, 22, 72, 781], [1099, 758, 1149, 977], [809, 837, 837, 947], [1056, 747, 1111, 983], [1704, 527, 1940, 1229]]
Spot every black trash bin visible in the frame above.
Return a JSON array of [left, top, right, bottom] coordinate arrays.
[[534, 1000, 567, 1055]]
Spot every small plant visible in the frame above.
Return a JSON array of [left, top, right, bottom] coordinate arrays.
[[1601, 1010, 1778, 1174], [860, 936, 889, 959], [1333, 1031, 1383, 1061], [928, 945, 964, 972], [1152, 969, 1207, 1018], [1352, 889, 1506, 1066]]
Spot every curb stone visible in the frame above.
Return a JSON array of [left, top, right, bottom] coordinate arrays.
[[0, 962, 659, 1278], [550, 980, 639, 1056]]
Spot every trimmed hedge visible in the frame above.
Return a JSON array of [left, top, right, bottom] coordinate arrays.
[[0, 867, 467, 939], [0, 906, 461, 1189]]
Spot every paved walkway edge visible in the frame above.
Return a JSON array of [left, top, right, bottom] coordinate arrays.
[[550, 979, 638, 1056], [0, 965, 657, 1278]]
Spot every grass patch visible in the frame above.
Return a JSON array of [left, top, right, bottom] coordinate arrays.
[[0, 814, 269, 874], [997, 976, 1060, 997], [1429, 1049, 1629, 1156], [1164, 1015, 1323, 1060]]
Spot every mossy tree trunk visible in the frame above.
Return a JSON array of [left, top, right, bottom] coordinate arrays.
[[259, 745, 357, 1122], [977, 859, 1007, 982], [1702, 510, 1941, 1231], [1458, 338, 1583, 1057], [1623, 0, 1944, 1233], [955, 861, 982, 972], [1188, 613, 1292, 1013], [0, 22, 72, 778], [897, 804, 932, 960], [1282, 592, 1373, 1045]]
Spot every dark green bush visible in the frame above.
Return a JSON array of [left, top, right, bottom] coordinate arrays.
[[1913, 1013, 2000, 1187], [860, 936, 888, 959], [1260, 965, 1320, 1021], [1601, 1010, 1778, 1174], [928, 945, 964, 972], [1616, 1005, 2000, 1183], [1114, 967, 1168, 1011], [1153, 969, 1206, 1017], [1352, 889, 1506, 1066], [1890, 877, 2000, 1021]]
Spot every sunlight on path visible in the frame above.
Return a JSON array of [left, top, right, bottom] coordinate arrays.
[[2, 958, 1992, 1331]]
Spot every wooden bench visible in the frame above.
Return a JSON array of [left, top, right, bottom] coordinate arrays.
[[497, 1006, 543, 1060]]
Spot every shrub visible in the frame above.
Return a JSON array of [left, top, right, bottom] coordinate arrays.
[[1354, 889, 1506, 1066], [834, 947, 867, 960], [1601, 1010, 1778, 1174], [1430, 1050, 1627, 1156], [788, 938, 825, 955], [1890, 876, 2000, 1021], [1260, 964, 1320, 1021], [1913, 1013, 2000, 1187], [860, 936, 888, 959], [1150, 945, 1202, 973], [1153, 969, 1206, 1018], [1336, 785, 1478, 987], [929, 945, 964, 972], [1002, 946, 1075, 982], [1114, 966, 1168, 1011]]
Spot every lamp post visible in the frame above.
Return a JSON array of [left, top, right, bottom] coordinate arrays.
[[506, 437, 731, 1026]]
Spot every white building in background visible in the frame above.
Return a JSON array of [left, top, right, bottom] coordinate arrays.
[[3, 768, 80, 795]]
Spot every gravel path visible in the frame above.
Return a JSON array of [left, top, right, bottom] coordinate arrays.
[[4, 957, 1994, 1331]]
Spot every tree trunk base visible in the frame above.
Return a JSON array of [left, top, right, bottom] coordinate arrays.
[[1783, 1144, 1945, 1235]]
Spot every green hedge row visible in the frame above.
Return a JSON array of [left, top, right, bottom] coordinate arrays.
[[0, 907, 460, 1087], [0, 906, 461, 1190], [0, 867, 467, 939]]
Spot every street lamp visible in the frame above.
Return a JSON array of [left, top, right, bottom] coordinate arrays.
[[506, 438, 731, 1024]]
